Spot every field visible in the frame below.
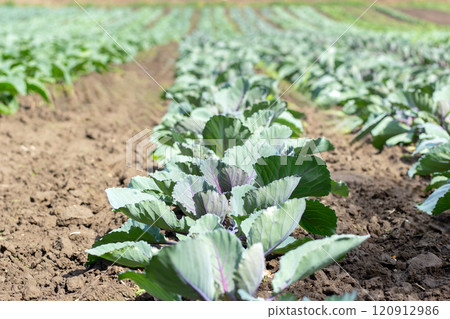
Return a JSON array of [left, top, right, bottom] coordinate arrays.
[[0, 0, 449, 302]]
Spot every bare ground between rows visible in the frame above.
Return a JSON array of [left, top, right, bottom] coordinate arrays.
[[0, 43, 178, 300], [257, 91, 449, 301], [400, 8, 450, 25]]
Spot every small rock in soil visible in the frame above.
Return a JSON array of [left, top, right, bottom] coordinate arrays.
[[408, 253, 443, 271], [380, 253, 397, 266], [61, 238, 76, 257], [1, 243, 16, 255], [422, 276, 444, 289], [58, 205, 93, 226], [30, 191, 56, 203], [66, 276, 84, 292], [22, 281, 41, 300], [313, 270, 329, 283]]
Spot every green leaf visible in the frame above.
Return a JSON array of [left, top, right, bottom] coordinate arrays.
[[146, 237, 216, 300], [286, 109, 306, 120], [0, 76, 27, 95], [26, 79, 50, 102], [200, 159, 249, 193], [116, 199, 194, 234], [240, 211, 262, 236], [331, 180, 349, 197], [243, 100, 286, 119], [325, 290, 357, 301], [222, 139, 277, 174], [231, 184, 256, 216], [189, 214, 223, 235], [389, 90, 437, 114], [409, 142, 450, 177], [243, 176, 301, 215], [353, 112, 389, 143], [0, 96, 19, 115], [146, 229, 244, 300], [245, 198, 306, 255], [200, 159, 226, 193], [417, 183, 450, 216], [278, 293, 298, 301], [150, 170, 185, 196], [86, 241, 154, 268], [201, 230, 244, 295], [128, 176, 159, 192], [172, 175, 211, 214], [237, 289, 264, 301], [385, 132, 414, 147], [106, 188, 155, 210], [274, 111, 303, 137], [245, 109, 275, 132], [421, 123, 450, 140], [371, 117, 411, 150], [118, 271, 181, 301], [215, 77, 249, 112], [235, 243, 265, 297], [193, 190, 230, 221], [272, 235, 369, 293], [290, 137, 335, 155], [426, 175, 448, 191], [219, 166, 250, 192], [202, 115, 251, 157], [259, 124, 292, 140], [174, 117, 205, 135], [300, 200, 337, 236], [254, 155, 331, 198], [92, 219, 166, 248], [52, 62, 72, 84], [172, 159, 202, 176], [272, 236, 313, 255]]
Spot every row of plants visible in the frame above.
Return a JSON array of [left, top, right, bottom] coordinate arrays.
[[233, 6, 450, 216], [315, 3, 444, 31], [0, 6, 193, 114], [86, 14, 368, 300]]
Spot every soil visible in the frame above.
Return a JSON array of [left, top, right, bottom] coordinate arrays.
[[1, 40, 449, 302], [0, 43, 177, 300], [400, 9, 450, 25]]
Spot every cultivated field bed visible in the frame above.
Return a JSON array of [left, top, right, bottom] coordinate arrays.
[[0, 1, 449, 301]]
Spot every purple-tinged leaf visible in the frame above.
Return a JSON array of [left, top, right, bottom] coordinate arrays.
[[218, 166, 249, 192], [193, 190, 230, 221], [173, 175, 211, 215]]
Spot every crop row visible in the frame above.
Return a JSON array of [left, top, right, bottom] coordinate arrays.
[[86, 11, 368, 300], [0, 7, 193, 114]]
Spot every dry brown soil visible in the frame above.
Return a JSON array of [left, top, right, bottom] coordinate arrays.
[[0, 43, 177, 300], [401, 8, 450, 25]]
